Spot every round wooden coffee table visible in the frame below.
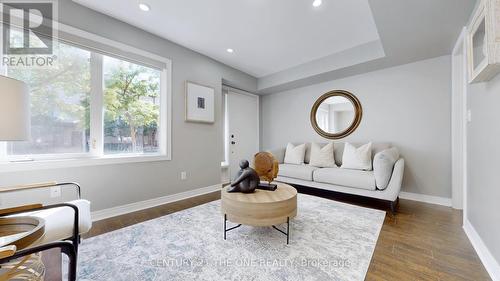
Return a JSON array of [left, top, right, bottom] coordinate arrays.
[[221, 182, 297, 244]]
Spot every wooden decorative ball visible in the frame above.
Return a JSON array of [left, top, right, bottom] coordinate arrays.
[[253, 151, 279, 183]]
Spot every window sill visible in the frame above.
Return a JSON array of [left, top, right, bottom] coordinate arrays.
[[0, 154, 171, 173]]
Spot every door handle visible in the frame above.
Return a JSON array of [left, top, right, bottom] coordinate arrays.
[[231, 141, 236, 145]]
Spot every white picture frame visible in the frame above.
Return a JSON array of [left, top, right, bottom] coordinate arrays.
[[467, 0, 500, 83], [185, 81, 215, 123]]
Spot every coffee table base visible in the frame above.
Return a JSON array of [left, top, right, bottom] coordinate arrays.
[[223, 214, 291, 245]]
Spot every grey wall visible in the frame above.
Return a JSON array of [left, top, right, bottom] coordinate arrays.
[[261, 55, 452, 198], [0, 0, 257, 212], [467, 74, 500, 263]]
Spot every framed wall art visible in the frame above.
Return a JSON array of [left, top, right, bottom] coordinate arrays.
[[185, 81, 215, 123]]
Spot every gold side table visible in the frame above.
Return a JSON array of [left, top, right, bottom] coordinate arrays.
[[0, 216, 46, 281]]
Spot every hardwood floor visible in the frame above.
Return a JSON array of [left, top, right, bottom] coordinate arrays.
[[84, 191, 491, 281], [366, 200, 490, 281], [83, 192, 220, 238]]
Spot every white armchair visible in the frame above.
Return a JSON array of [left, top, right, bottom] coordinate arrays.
[[0, 182, 92, 281]]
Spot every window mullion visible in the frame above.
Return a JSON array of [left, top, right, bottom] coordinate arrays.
[[0, 143, 7, 162], [159, 69, 168, 156], [0, 62, 8, 161], [90, 52, 104, 157]]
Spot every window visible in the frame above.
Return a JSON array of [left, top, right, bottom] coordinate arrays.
[[7, 42, 91, 156], [1, 35, 169, 164], [103, 55, 161, 155], [316, 108, 329, 132]]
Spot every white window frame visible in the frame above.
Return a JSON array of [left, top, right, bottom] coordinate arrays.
[[0, 23, 172, 172], [317, 107, 329, 132]]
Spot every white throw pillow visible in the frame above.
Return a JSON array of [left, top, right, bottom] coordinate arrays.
[[284, 143, 306, 165], [341, 142, 373, 170], [309, 142, 336, 168]]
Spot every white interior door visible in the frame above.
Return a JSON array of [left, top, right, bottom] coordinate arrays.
[[226, 90, 259, 180]]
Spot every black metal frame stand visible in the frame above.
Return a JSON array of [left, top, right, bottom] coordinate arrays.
[[0, 183, 83, 280], [0, 241, 77, 281], [272, 217, 290, 245], [223, 215, 291, 244], [223, 214, 242, 240]]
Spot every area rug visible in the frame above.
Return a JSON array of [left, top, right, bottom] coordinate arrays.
[[76, 194, 385, 281]]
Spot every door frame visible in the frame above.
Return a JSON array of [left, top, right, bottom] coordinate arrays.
[[451, 27, 468, 217], [222, 85, 260, 169]]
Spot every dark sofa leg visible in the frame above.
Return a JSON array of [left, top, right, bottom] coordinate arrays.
[[390, 198, 398, 214]]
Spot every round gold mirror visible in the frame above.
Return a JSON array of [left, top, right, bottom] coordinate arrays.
[[310, 90, 362, 139]]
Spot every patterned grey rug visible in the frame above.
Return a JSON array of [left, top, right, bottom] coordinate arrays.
[[76, 194, 385, 281]]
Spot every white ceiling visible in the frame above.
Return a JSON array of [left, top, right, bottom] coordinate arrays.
[[72, 0, 381, 78]]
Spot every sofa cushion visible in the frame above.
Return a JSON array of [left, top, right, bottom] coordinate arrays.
[[334, 142, 391, 166], [286, 142, 391, 165], [373, 148, 400, 190], [279, 164, 318, 181], [309, 142, 336, 168], [313, 167, 376, 190], [284, 143, 306, 164], [341, 142, 373, 171]]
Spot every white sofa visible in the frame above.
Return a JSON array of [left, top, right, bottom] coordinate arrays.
[[269, 142, 404, 211]]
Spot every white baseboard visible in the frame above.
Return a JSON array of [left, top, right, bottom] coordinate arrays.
[[91, 184, 221, 221], [399, 191, 452, 207], [463, 219, 500, 281]]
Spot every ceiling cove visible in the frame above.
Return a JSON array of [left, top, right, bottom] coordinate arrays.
[[73, 0, 475, 94]]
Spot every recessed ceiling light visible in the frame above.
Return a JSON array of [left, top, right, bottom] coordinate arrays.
[[226, 48, 234, 53], [312, 0, 322, 7], [139, 3, 150, 11]]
